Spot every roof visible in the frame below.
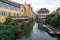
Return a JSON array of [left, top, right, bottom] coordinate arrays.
[[0, 0, 22, 8], [56, 7, 60, 11], [38, 8, 49, 13]]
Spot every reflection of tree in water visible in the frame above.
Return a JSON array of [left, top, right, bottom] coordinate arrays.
[[56, 36, 60, 40], [38, 23, 45, 32], [51, 35, 60, 40], [23, 22, 34, 37]]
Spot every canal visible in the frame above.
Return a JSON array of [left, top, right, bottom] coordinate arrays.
[[16, 22, 60, 40]]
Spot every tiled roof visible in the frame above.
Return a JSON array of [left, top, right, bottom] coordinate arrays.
[[0, 0, 22, 8], [56, 7, 60, 11], [38, 8, 49, 13]]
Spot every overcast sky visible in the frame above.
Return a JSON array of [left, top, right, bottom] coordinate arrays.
[[11, 0, 60, 12]]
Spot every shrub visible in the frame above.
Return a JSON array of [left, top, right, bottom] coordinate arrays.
[[0, 24, 16, 40], [2, 18, 25, 40]]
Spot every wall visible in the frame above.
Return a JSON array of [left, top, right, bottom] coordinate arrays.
[[0, 8, 20, 23]]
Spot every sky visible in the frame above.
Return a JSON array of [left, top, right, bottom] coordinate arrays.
[[11, 0, 60, 13]]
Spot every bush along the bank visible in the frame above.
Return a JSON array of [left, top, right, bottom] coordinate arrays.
[[0, 18, 25, 40], [0, 24, 16, 40], [45, 13, 60, 28]]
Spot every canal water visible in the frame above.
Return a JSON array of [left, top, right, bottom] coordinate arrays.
[[16, 22, 60, 40]]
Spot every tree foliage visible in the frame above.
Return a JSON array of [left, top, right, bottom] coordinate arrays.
[[0, 24, 16, 40], [45, 13, 60, 27], [45, 14, 55, 24]]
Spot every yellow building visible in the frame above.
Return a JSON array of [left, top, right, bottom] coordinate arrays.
[[20, 5, 25, 16], [0, 0, 35, 23], [0, 0, 23, 23], [20, 2, 35, 19]]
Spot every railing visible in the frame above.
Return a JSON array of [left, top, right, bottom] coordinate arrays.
[[8, 16, 29, 20]]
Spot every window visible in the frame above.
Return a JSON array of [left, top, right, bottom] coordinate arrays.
[[8, 12, 11, 16], [2, 11, 5, 16], [0, 3, 8, 8], [0, 3, 4, 8], [14, 13, 19, 16], [21, 10, 24, 12], [0, 11, 7, 16], [5, 12, 7, 16], [14, 13, 16, 16], [0, 11, 2, 16], [0, 3, 19, 11], [14, 13, 17, 16], [17, 14, 19, 16]]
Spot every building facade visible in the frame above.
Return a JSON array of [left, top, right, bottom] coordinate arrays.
[[36, 8, 49, 22], [0, 0, 23, 23], [20, 2, 35, 19], [0, 0, 35, 23]]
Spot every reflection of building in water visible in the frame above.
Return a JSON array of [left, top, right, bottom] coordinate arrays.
[[23, 22, 34, 37], [38, 23, 45, 31], [36, 8, 49, 22]]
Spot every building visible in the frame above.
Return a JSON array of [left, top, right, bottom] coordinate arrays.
[[51, 7, 60, 14], [56, 7, 60, 13], [20, 2, 35, 19], [20, 5, 25, 16], [0, 0, 23, 23], [36, 8, 49, 22], [0, 0, 35, 23]]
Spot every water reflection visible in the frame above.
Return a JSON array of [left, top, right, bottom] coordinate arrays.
[[38, 23, 45, 32], [16, 22, 60, 40], [56, 36, 60, 40], [38, 23, 60, 40], [23, 22, 34, 38], [16, 22, 34, 40]]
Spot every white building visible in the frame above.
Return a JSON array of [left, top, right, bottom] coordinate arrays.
[[36, 8, 49, 22]]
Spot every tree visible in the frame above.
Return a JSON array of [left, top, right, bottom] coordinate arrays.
[[50, 16, 58, 27], [45, 13, 60, 28], [45, 14, 55, 24]]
